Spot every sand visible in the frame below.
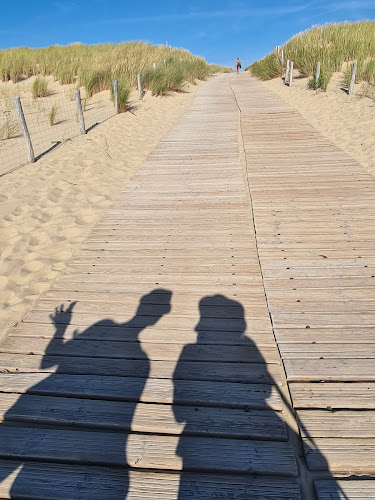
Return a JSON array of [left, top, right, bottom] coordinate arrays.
[[262, 71, 375, 175], [0, 78, 204, 341]]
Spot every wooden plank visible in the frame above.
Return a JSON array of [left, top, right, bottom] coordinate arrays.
[[284, 359, 375, 381], [42, 289, 266, 304], [20, 313, 272, 335], [0, 461, 302, 499], [264, 277, 375, 289], [52, 280, 266, 295], [270, 299, 375, 313], [0, 393, 287, 440], [279, 343, 375, 359], [275, 328, 375, 344], [29, 299, 271, 320], [0, 427, 298, 475], [290, 382, 375, 409], [0, 338, 280, 364], [10, 322, 276, 346], [0, 373, 283, 409], [315, 480, 375, 499], [304, 438, 375, 474], [298, 410, 375, 438], [271, 313, 375, 329], [0, 353, 283, 384]]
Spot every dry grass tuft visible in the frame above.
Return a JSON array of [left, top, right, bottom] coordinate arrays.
[[32, 76, 49, 99], [48, 104, 58, 126], [0, 116, 19, 140]]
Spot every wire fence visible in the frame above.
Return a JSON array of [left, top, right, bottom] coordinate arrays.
[[0, 87, 117, 176]]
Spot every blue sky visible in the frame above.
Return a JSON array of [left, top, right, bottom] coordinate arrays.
[[1, 1, 375, 68]]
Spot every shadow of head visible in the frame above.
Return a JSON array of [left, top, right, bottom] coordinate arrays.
[[135, 288, 172, 327], [195, 294, 247, 339]]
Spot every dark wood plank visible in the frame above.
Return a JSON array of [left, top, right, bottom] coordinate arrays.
[[0, 353, 283, 384], [0, 461, 302, 499], [0, 427, 298, 475], [0, 393, 287, 440], [0, 338, 279, 363], [0, 373, 283, 410]]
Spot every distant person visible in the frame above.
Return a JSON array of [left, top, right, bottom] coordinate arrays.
[[236, 57, 241, 73]]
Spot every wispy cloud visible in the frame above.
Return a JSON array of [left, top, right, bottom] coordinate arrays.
[[81, 4, 314, 28], [52, 2, 80, 14]]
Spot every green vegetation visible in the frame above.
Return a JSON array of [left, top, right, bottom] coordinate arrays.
[[32, 76, 49, 98], [249, 52, 283, 80], [0, 42, 232, 106], [248, 21, 375, 91], [110, 78, 130, 112], [208, 63, 233, 74], [48, 104, 58, 126]]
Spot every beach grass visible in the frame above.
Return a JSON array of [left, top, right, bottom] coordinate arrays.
[[32, 76, 49, 99], [0, 117, 19, 140], [0, 42, 232, 104], [248, 21, 375, 91], [48, 104, 58, 126]]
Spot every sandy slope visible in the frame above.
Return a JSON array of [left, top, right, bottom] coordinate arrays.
[[262, 72, 375, 176], [0, 80, 204, 341]]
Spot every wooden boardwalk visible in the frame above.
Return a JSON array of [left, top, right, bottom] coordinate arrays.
[[0, 73, 374, 498]]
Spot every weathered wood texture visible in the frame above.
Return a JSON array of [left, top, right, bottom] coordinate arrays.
[[0, 74, 299, 499], [0, 462, 302, 499], [315, 480, 375, 499], [4, 71, 374, 497], [232, 73, 375, 484]]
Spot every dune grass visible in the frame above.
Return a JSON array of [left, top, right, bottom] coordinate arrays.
[[110, 78, 130, 112], [248, 21, 375, 91], [48, 104, 58, 126], [0, 42, 232, 105], [32, 76, 49, 99], [0, 117, 19, 140]]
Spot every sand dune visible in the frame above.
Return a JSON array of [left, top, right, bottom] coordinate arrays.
[[0, 80, 204, 341]]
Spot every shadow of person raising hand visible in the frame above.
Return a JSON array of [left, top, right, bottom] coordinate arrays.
[[0, 288, 172, 499]]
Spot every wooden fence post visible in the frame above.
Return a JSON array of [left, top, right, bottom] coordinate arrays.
[[348, 61, 357, 95], [137, 73, 142, 100], [13, 96, 35, 164], [164, 59, 167, 68], [285, 60, 290, 85], [281, 49, 284, 66], [315, 62, 321, 86], [289, 61, 294, 86], [75, 89, 86, 135], [153, 62, 156, 71], [112, 80, 118, 114]]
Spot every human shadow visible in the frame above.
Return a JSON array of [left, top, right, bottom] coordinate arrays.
[[0, 288, 172, 499], [173, 294, 344, 499]]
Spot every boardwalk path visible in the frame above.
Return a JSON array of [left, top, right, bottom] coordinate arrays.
[[0, 73, 374, 498]]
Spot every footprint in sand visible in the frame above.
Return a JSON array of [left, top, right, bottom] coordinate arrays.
[[48, 248, 73, 261], [0, 194, 8, 203], [29, 234, 46, 247], [21, 260, 45, 273], [48, 188, 64, 203]]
